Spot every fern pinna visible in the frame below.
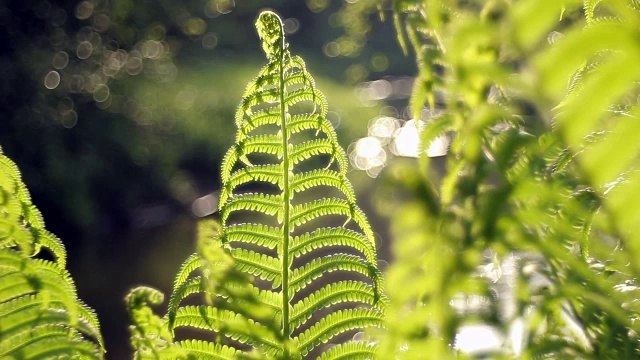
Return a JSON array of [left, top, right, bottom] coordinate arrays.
[[0, 148, 104, 358], [127, 11, 385, 360]]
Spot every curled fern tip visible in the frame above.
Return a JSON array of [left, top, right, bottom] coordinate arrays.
[[256, 11, 285, 60]]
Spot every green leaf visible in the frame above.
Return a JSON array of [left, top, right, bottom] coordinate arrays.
[[295, 308, 384, 356]]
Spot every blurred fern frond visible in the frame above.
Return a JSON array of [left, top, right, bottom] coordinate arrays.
[[342, 0, 640, 358], [0, 148, 104, 359]]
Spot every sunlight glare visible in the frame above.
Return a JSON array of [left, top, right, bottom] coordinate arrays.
[[454, 324, 503, 355]]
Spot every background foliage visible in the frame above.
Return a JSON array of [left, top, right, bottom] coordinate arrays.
[[361, 0, 640, 358]]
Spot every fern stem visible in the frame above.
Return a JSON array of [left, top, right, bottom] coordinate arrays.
[[277, 31, 293, 354]]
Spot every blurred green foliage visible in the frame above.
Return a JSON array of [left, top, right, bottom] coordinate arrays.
[[347, 0, 640, 358]]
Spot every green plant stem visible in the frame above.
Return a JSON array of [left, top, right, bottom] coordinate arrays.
[[278, 35, 292, 355]]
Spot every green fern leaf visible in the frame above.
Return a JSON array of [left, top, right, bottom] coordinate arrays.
[[315, 341, 377, 360], [290, 170, 355, 202], [221, 193, 283, 224], [176, 340, 241, 359], [128, 11, 385, 359], [230, 248, 281, 287], [295, 308, 384, 356], [290, 254, 381, 296], [290, 280, 384, 330], [0, 149, 103, 358], [171, 306, 282, 355], [290, 227, 376, 263], [222, 223, 281, 250]]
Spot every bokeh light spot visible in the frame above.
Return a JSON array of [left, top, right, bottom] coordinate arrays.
[[68, 74, 85, 92], [75, 1, 94, 20], [217, 0, 235, 14], [306, 0, 330, 13], [391, 120, 422, 157], [327, 111, 341, 129], [345, 64, 368, 84], [93, 84, 110, 102], [44, 71, 61, 89], [61, 110, 78, 129], [350, 136, 387, 177], [323, 42, 339, 57], [547, 31, 564, 45], [426, 135, 449, 157], [192, 194, 219, 217], [455, 325, 503, 355], [202, 32, 218, 50], [356, 137, 382, 158], [283, 18, 300, 35], [142, 40, 163, 58], [370, 53, 389, 72], [52, 51, 69, 69], [368, 116, 399, 141], [126, 57, 143, 75], [93, 13, 110, 32], [76, 41, 93, 59], [183, 17, 207, 36]]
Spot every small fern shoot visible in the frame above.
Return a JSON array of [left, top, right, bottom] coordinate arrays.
[[128, 10, 385, 360], [0, 148, 104, 359]]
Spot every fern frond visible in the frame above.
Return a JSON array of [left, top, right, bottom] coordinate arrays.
[[221, 135, 283, 184], [316, 341, 377, 360], [290, 228, 376, 264], [289, 199, 373, 240], [284, 88, 327, 111], [241, 88, 281, 110], [172, 253, 202, 292], [0, 325, 100, 358], [167, 276, 204, 316], [290, 170, 355, 202], [238, 108, 281, 138], [234, 283, 282, 313], [0, 149, 102, 359], [290, 139, 348, 171], [33, 231, 67, 268], [171, 305, 282, 355], [290, 281, 382, 330], [222, 223, 280, 250], [230, 248, 281, 287], [295, 308, 385, 356], [176, 339, 241, 359], [290, 254, 377, 295], [227, 164, 283, 191], [221, 193, 283, 223], [287, 114, 338, 141], [133, 11, 385, 359]]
